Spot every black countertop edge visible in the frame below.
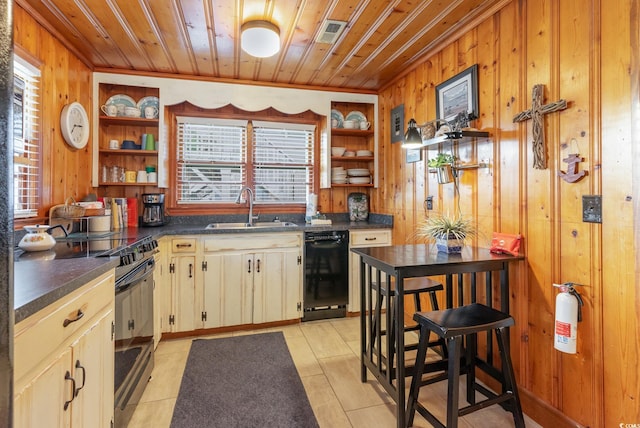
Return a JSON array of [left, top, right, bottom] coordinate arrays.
[[14, 257, 119, 324]]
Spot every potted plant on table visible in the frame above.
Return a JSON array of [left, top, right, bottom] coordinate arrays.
[[427, 153, 456, 184], [417, 213, 477, 254]]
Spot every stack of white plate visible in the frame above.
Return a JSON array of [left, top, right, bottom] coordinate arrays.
[[331, 166, 348, 184], [356, 150, 373, 157], [347, 168, 372, 184]]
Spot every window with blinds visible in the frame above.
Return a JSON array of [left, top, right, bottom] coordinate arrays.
[[176, 117, 315, 205], [252, 121, 314, 204], [13, 56, 41, 219]]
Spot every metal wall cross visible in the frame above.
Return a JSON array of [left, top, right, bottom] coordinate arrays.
[[513, 84, 567, 169]]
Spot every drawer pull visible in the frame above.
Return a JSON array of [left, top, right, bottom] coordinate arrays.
[[364, 237, 378, 241], [176, 243, 192, 248], [74, 360, 86, 396], [247, 259, 252, 273], [63, 309, 84, 327], [256, 259, 261, 273], [63, 371, 75, 410]]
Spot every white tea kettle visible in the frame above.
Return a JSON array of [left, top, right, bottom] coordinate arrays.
[[18, 225, 57, 252]]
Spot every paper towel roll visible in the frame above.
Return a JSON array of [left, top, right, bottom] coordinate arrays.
[[88, 215, 111, 232]]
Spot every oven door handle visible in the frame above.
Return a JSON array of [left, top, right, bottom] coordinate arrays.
[[116, 259, 155, 292]]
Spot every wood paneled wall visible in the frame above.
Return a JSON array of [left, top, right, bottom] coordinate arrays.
[[15, 0, 640, 425], [14, 4, 93, 226], [375, 0, 639, 426]]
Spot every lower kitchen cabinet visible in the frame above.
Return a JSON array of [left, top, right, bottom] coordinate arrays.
[[14, 270, 115, 427], [152, 250, 162, 348], [201, 232, 303, 328], [164, 237, 199, 333], [158, 233, 303, 333], [348, 229, 392, 312]]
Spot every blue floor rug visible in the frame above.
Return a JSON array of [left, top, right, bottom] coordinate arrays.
[[170, 332, 319, 428]]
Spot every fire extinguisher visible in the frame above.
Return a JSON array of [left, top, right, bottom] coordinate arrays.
[[553, 282, 584, 354]]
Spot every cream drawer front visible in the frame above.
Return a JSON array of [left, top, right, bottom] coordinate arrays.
[[14, 271, 114, 385], [350, 230, 391, 246], [171, 238, 197, 253], [203, 233, 302, 252]]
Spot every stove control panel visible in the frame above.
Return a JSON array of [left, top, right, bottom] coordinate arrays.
[[117, 238, 158, 267]]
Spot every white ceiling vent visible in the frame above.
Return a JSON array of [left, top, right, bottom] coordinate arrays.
[[316, 20, 347, 44]]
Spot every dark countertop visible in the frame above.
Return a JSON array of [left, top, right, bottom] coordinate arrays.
[[14, 214, 392, 324], [14, 257, 119, 324]]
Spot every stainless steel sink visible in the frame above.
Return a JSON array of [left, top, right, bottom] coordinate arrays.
[[205, 221, 298, 230]]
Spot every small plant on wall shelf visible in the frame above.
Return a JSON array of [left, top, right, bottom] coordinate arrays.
[[427, 153, 456, 184], [427, 153, 456, 167]]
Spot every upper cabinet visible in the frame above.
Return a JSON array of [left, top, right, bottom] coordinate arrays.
[[329, 101, 376, 188], [94, 83, 159, 195], [91, 72, 378, 191]]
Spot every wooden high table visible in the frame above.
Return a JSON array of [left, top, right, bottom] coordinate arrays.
[[351, 245, 524, 428]]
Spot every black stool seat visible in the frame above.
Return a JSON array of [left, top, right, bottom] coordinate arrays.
[[415, 302, 514, 337], [406, 303, 525, 428]]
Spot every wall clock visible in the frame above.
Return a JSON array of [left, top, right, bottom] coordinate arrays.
[[60, 101, 90, 149]]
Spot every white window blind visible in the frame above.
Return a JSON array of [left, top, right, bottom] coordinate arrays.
[[13, 56, 41, 219], [176, 117, 247, 203], [175, 117, 315, 205], [252, 121, 315, 204]]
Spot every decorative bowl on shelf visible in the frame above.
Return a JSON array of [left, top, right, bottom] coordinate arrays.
[[121, 140, 141, 150], [331, 147, 346, 156]]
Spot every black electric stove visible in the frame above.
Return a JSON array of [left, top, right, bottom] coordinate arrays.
[[15, 234, 155, 262]]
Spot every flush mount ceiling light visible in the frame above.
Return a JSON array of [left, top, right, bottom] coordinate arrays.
[[402, 118, 423, 149], [241, 20, 280, 58]]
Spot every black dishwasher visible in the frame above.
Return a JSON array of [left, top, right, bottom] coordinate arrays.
[[303, 231, 349, 321]]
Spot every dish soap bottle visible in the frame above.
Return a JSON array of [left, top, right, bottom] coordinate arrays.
[[305, 193, 317, 223]]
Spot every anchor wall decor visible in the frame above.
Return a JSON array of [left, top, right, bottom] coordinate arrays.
[[513, 84, 568, 169], [558, 153, 587, 183]]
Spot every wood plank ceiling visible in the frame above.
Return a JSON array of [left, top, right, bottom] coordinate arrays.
[[17, 0, 503, 91]]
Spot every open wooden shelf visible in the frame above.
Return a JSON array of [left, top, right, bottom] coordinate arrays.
[[421, 130, 490, 148], [331, 128, 374, 137], [99, 149, 158, 155], [99, 115, 159, 127]]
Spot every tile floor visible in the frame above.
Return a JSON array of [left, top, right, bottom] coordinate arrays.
[[127, 316, 541, 427]]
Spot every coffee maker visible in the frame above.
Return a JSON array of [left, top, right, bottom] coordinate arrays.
[[141, 193, 165, 226]]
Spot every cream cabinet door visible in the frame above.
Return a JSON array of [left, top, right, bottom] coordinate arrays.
[[152, 251, 163, 348], [349, 229, 392, 312], [70, 309, 115, 428], [253, 248, 302, 323], [14, 347, 72, 427], [202, 252, 253, 328], [169, 255, 198, 332], [14, 309, 114, 428]]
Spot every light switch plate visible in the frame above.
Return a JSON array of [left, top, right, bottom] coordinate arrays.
[[582, 195, 602, 223]]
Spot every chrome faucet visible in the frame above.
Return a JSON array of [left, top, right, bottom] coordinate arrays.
[[235, 186, 258, 226]]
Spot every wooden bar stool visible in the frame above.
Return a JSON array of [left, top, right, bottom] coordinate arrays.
[[370, 277, 447, 368], [405, 303, 525, 428]]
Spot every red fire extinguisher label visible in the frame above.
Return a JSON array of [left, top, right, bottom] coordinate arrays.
[[555, 320, 571, 337]]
